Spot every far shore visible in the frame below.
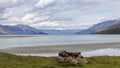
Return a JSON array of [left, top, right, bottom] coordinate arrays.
[[0, 35, 37, 38], [0, 42, 120, 55]]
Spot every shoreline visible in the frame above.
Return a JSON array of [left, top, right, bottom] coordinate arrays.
[[0, 42, 120, 56], [0, 35, 37, 38]]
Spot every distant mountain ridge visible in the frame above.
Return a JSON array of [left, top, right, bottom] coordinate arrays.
[[0, 24, 46, 35], [40, 29, 82, 35], [77, 19, 120, 34], [0, 24, 82, 35], [1, 18, 120, 35]]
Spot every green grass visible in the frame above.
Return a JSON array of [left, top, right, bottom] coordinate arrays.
[[0, 52, 120, 68]]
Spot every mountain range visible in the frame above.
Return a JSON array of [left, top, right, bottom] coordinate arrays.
[[1, 18, 120, 35], [0, 24, 46, 35], [77, 19, 120, 34], [40, 29, 82, 35], [0, 24, 82, 35]]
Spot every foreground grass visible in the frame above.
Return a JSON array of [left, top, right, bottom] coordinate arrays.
[[0, 52, 120, 68]]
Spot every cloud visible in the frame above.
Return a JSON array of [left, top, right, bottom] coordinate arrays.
[[35, 0, 56, 8], [31, 21, 90, 29], [21, 0, 120, 29], [0, 0, 36, 24], [31, 21, 61, 29], [0, 0, 24, 23], [32, 21, 59, 27], [22, 13, 37, 20], [0, 0, 23, 9], [0, 17, 20, 25], [32, 0, 104, 21], [0, 0, 120, 29], [22, 12, 50, 24]]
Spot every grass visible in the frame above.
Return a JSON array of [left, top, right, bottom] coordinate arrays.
[[0, 52, 120, 68]]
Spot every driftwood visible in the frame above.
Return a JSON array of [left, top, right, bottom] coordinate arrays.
[[57, 50, 88, 65]]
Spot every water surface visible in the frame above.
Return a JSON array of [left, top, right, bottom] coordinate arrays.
[[0, 35, 120, 49]]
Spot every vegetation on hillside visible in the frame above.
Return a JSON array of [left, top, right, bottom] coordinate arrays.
[[0, 52, 120, 68], [97, 27, 120, 34]]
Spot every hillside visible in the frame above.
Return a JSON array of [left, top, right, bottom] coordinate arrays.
[[0, 52, 120, 68], [77, 19, 120, 34], [0, 24, 46, 35], [96, 27, 120, 34], [0, 24, 82, 35]]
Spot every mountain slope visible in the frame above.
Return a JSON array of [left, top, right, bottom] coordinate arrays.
[[0, 24, 82, 35], [96, 27, 120, 34], [77, 19, 120, 34], [0, 24, 46, 35]]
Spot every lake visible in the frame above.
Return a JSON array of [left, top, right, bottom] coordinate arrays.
[[0, 35, 120, 49]]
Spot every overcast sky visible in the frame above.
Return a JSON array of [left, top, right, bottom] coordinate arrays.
[[0, 0, 120, 29]]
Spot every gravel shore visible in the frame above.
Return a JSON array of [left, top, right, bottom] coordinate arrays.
[[0, 42, 120, 55]]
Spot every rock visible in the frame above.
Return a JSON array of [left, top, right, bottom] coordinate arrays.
[[71, 59, 78, 65], [58, 50, 88, 65], [77, 58, 88, 64], [57, 56, 65, 63], [65, 56, 73, 62], [57, 56, 73, 63]]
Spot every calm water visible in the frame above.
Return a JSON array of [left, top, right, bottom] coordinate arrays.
[[0, 35, 120, 49]]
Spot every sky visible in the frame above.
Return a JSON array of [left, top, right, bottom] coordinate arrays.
[[0, 0, 120, 30]]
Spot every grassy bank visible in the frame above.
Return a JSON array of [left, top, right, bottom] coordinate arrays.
[[0, 52, 120, 68]]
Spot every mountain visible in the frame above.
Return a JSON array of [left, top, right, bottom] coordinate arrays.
[[96, 27, 120, 34], [77, 19, 120, 34], [0, 24, 82, 35], [40, 29, 82, 35], [0, 24, 46, 35]]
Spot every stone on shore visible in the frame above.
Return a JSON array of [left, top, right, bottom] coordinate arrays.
[[57, 50, 88, 65]]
